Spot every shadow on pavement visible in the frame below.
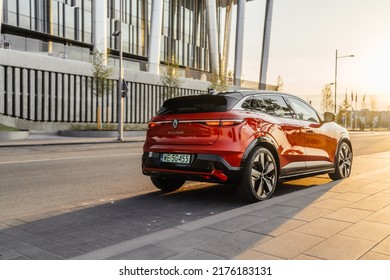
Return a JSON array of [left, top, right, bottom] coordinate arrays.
[[0, 175, 331, 260]]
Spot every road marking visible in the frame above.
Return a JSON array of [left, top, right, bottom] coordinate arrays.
[[0, 153, 143, 165]]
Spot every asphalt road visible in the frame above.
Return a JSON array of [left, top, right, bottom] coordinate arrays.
[[0, 131, 389, 223]]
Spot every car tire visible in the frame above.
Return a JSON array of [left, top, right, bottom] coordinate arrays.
[[329, 142, 353, 180], [239, 146, 278, 202], [150, 176, 185, 192]]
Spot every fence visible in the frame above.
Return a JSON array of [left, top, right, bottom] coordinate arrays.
[[0, 65, 206, 124]]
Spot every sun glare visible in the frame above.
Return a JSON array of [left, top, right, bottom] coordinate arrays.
[[358, 38, 390, 96]]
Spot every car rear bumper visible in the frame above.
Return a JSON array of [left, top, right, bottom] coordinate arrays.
[[142, 152, 242, 183]]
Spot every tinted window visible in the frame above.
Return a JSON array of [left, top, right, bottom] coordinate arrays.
[[157, 95, 239, 115], [242, 95, 293, 118], [287, 98, 320, 123]]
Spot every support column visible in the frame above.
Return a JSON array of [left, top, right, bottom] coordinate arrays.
[[0, 0, 3, 35], [222, 0, 233, 76], [148, 0, 163, 75], [234, 0, 246, 86], [93, 0, 108, 65], [259, 0, 274, 90], [205, 0, 219, 74]]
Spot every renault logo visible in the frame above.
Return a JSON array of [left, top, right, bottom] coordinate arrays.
[[172, 119, 179, 129]]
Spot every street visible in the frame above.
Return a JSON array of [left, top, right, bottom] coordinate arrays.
[[0, 131, 389, 259]]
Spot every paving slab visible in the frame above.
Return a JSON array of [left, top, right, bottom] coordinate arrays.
[[156, 227, 229, 252], [167, 249, 226, 260], [305, 234, 376, 260], [245, 217, 306, 237], [339, 220, 390, 242], [330, 192, 371, 202], [293, 218, 352, 238], [250, 231, 324, 259], [283, 206, 334, 222], [234, 250, 283, 260], [365, 205, 390, 224], [107, 244, 177, 260], [359, 252, 390, 260], [324, 207, 373, 223], [371, 235, 390, 256], [250, 205, 299, 219], [195, 231, 271, 259], [206, 214, 268, 233]]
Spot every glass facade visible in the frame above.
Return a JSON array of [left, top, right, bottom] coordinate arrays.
[[2, 0, 214, 72], [107, 0, 150, 57], [3, 0, 93, 44], [2, 0, 92, 60], [106, 0, 210, 72]]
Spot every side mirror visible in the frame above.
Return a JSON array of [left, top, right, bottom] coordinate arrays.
[[323, 112, 336, 123]]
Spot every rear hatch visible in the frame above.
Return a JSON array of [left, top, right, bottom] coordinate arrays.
[[146, 94, 240, 146]]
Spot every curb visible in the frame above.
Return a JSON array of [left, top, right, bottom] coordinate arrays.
[[0, 131, 30, 140], [59, 130, 146, 138]]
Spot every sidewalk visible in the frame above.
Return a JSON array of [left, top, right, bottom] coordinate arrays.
[[72, 151, 390, 260]]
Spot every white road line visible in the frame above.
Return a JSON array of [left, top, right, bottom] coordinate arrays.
[[0, 153, 143, 165]]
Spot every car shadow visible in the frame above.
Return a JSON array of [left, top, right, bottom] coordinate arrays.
[[0, 175, 332, 260]]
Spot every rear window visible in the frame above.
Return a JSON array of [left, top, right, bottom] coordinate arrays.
[[157, 95, 240, 115]]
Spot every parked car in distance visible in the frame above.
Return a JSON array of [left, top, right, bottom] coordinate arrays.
[[142, 90, 353, 202]]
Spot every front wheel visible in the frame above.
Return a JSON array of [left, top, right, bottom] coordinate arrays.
[[238, 146, 278, 203], [150, 176, 185, 192], [329, 142, 353, 180]]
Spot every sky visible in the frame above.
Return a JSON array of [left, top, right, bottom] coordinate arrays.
[[229, 0, 390, 111]]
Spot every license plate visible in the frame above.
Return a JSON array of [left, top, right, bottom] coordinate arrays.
[[161, 153, 191, 164]]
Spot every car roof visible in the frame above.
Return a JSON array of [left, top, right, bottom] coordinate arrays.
[[217, 89, 298, 99]]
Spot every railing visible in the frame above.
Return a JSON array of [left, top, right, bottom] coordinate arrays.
[[0, 65, 206, 124]]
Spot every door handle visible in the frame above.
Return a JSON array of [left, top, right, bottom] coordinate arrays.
[[305, 128, 315, 133]]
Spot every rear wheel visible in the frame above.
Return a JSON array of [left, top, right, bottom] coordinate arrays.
[[150, 176, 186, 192], [239, 146, 278, 202], [329, 142, 352, 180]]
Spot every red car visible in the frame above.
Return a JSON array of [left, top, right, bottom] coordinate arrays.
[[142, 90, 353, 202]]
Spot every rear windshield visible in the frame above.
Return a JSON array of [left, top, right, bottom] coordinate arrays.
[[157, 95, 240, 115]]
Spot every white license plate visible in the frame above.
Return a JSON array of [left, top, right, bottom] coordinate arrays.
[[161, 153, 191, 164]]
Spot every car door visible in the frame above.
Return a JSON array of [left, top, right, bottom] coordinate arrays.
[[249, 94, 308, 177], [286, 97, 335, 172]]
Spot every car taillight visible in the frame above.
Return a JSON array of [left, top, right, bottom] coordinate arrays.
[[205, 120, 243, 126], [148, 122, 157, 128]]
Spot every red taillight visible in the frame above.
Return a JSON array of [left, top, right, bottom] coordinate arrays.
[[205, 120, 243, 127], [205, 121, 220, 126], [148, 122, 157, 128]]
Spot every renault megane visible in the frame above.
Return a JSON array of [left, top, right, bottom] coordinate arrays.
[[142, 90, 353, 202]]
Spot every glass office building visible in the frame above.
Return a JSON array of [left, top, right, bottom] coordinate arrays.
[[0, 0, 269, 86], [1, 0, 212, 72]]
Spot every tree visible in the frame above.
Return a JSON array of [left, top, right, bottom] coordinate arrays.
[[361, 94, 367, 110], [275, 75, 284, 92], [91, 49, 113, 130], [320, 84, 334, 113], [209, 61, 233, 92], [369, 95, 378, 129], [337, 97, 351, 127], [159, 55, 182, 100], [369, 95, 378, 112]]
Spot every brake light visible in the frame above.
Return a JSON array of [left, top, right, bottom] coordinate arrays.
[[204, 120, 243, 126], [205, 121, 220, 126], [221, 121, 237, 126], [148, 122, 157, 128]]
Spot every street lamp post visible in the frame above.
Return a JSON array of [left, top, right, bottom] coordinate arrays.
[[334, 49, 354, 114], [113, 1, 124, 141]]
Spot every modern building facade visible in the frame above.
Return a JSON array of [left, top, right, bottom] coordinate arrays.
[[0, 0, 273, 129]]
